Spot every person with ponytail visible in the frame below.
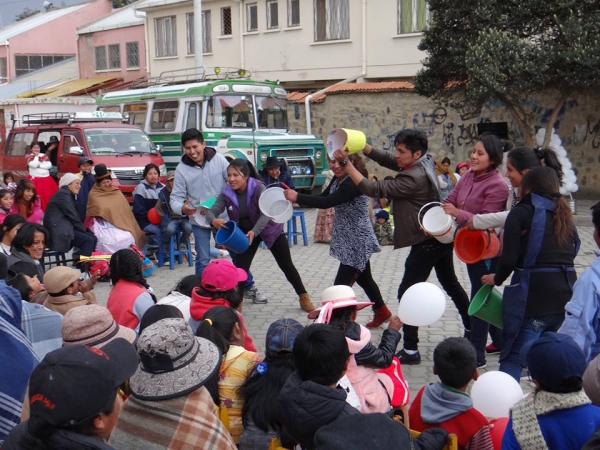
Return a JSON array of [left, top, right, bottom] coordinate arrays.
[[206, 158, 314, 312], [106, 248, 156, 332], [196, 306, 260, 445], [468, 146, 563, 231], [482, 166, 579, 382], [442, 134, 510, 369]]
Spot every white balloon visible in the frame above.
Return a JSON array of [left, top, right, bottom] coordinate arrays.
[[571, 184, 579, 192], [560, 186, 567, 195], [471, 371, 524, 419], [561, 160, 572, 171], [397, 282, 446, 327]]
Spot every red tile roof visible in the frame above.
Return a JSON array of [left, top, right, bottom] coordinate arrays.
[[287, 81, 414, 103]]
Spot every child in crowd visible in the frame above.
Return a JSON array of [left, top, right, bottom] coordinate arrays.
[[155, 170, 193, 254], [503, 333, 600, 449], [138, 304, 184, 334], [8, 261, 47, 304], [106, 248, 156, 332], [10, 179, 43, 224], [0, 189, 14, 224], [239, 318, 304, 450], [409, 337, 493, 450], [278, 324, 359, 450], [309, 285, 407, 415], [189, 259, 256, 351], [196, 306, 260, 445], [0, 214, 25, 257], [42, 266, 97, 315], [76, 156, 95, 222], [157, 274, 202, 321], [26, 141, 58, 210], [3, 172, 17, 192], [373, 210, 393, 246], [560, 201, 600, 363]]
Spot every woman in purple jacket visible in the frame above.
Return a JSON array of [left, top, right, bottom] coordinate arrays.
[[206, 159, 314, 312], [443, 134, 510, 368]]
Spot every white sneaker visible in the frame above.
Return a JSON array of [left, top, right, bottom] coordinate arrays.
[[243, 285, 268, 304]]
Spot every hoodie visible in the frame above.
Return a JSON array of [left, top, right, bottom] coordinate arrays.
[[170, 147, 229, 228], [409, 384, 493, 450], [278, 372, 359, 450], [560, 254, 600, 362]]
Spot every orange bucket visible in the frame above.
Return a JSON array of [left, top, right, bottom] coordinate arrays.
[[454, 228, 500, 264]]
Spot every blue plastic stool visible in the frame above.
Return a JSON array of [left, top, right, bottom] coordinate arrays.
[[158, 233, 194, 270], [286, 211, 308, 246]]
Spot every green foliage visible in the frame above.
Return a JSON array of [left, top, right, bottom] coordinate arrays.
[[112, 0, 136, 7], [15, 7, 41, 22], [415, 0, 600, 142]]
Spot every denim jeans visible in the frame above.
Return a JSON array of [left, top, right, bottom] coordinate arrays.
[[162, 219, 192, 250], [191, 225, 212, 276], [467, 258, 502, 364], [500, 313, 565, 381], [398, 240, 471, 351], [143, 223, 162, 252]]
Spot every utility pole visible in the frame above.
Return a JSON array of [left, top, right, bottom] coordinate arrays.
[[193, 0, 203, 76]]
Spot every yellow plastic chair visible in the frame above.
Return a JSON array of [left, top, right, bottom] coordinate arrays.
[[410, 429, 458, 450], [268, 437, 289, 450]]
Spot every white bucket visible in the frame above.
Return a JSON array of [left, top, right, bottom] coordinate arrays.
[[418, 202, 456, 244], [259, 187, 293, 224]]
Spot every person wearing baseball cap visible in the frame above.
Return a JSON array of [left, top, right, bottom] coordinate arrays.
[[76, 156, 95, 222], [188, 259, 257, 352], [4, 338, 138, 449], [42, 266, 97, 316], [238, 318, 304, 449], [503, 332, 600, 449]]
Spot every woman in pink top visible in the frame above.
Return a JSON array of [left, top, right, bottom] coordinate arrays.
[[443, 134, 510, 368], [10, 180, 43, 224]]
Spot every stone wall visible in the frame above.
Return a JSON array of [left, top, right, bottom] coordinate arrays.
[[288, 91, 600, 197]]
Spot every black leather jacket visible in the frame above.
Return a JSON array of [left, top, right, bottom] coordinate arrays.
[[345, 321, 401, 368]]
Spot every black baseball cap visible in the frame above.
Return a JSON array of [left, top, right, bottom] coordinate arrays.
[[78, 156, 94, 167], [28, 338, 138, 427]]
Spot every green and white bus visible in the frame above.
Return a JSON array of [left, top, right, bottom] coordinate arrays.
[[96, 68, 327, 191]]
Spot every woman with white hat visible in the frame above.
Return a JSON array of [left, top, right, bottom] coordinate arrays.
[[43, 173, 97, 258]]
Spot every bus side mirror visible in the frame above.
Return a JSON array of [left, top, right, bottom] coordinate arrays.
[[155, 144, 163, 153]]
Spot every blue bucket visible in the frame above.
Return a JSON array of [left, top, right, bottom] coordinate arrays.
[[215, 221, 249, 253]]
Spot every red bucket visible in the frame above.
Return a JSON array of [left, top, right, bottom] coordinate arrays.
[[454, 228, 500, 264]]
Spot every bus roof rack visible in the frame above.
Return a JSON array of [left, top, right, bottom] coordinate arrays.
[[130, 66, 251, 89], [22, 111, 125, 125]]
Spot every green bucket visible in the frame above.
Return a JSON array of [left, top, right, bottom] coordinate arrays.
[[468, 285, 503, 329]]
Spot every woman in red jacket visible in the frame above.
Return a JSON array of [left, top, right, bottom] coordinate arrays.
[[443, 134, 510, 368]]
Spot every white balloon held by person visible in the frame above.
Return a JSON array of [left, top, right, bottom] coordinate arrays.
[[397, 282, 446, 327]]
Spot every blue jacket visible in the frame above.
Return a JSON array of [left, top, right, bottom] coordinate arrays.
[[502, 403, 600, 450], [133, 179, 164, 229], [260, 168, 295, 190], [77, 171, 95, 222], [560, 254, 600, 362]]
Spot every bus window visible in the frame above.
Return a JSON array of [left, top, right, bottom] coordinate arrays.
[[98, 106, 121, 113], [206, 95, 254, 129], [150, 101, 178, 131], [185, 102, 199, 130], [124, 103, 148, 128], [255, 96, 288, 129]]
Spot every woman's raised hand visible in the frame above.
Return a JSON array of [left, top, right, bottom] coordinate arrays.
[[284, 189, 298, 202], [211, 218, 228, 229], [441, 203, 459, 218]]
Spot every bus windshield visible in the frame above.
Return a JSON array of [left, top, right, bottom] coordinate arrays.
[[205, 94, 288, 130], [256, 95, 288, 130], [84, 128, 159, 155]]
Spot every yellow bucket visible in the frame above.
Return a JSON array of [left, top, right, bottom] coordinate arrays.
[[327, 128, 367, 159]]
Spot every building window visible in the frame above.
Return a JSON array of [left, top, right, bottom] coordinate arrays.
[[398, 0, 428, 34], [187, 11, 213, 54], [95, 47, 107, 71], [14, 54, 73, 77], [288, 0, 300, 27], [155, 16, 177, 57], [267, 0, 278, 29], [108, 44, 121, 70], [126, 42, 139, 68], [0, 57, 7, 82], [221, 7, 232, 35], [314, 0, 349, 42], [246, 3, 258, 32]]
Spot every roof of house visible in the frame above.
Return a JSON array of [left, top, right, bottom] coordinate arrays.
[[78, 3, 145, 34], [135, 0, 189, 11], [0, 58, 79, 100], [286, 81, 415, 103], [0, 3, 89, 45]]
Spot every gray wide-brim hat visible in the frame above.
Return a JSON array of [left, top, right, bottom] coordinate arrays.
[[130, 318, 222, 400]]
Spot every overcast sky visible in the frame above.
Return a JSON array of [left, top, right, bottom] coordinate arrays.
[[0, 0, 84, 27]]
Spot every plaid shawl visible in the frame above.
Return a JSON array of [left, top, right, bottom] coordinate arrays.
[[110, 386, 236, 450]]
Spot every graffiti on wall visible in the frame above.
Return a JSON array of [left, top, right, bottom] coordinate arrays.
[[573, 120, 600, 149]]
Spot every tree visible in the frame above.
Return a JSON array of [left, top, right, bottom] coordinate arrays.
[[112, 0, 136, 7], [414, 0, 600, 147], [15, 7, 40, 21]]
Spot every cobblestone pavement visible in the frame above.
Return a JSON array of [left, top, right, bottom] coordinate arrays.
[[92, 204, 598, 400]]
